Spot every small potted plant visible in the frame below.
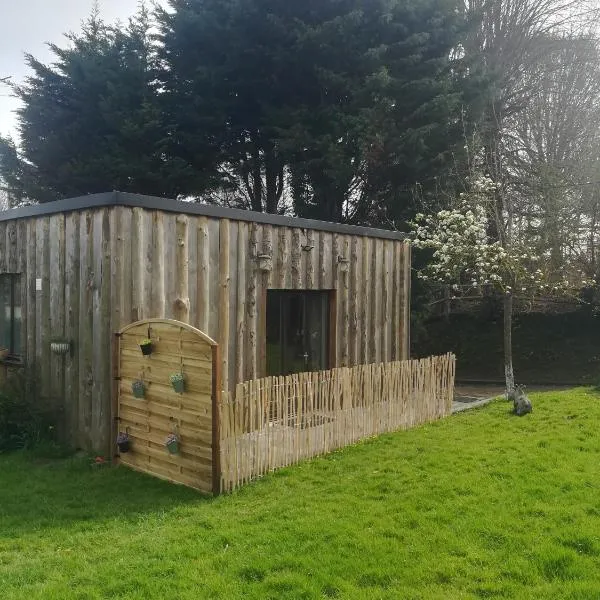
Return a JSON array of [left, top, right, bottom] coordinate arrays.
[[165, 433, 180, 455], [139, 338, 153, 356], [131, 379, 146, 399], [116, 432, 130, 453], [170, 372, 186, 394]]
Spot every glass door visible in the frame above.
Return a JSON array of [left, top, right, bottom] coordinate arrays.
[[266, 291, 330, 377]]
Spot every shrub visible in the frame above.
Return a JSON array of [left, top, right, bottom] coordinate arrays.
[[0, 366, 57, 452]]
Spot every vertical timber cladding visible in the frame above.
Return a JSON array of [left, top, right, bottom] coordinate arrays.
[[0, 210, 113, 453], [0, 202, 409, 457], [221, 220, 412, 383], [116, 210, 410, 391], [117, 319, 220, 494]]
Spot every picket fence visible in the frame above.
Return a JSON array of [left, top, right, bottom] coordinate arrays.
[[218, 354, 455, 492]]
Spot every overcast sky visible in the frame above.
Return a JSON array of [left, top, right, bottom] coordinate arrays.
[[0, 0, 161, 139]]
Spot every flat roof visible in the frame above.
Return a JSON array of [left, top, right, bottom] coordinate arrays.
[[0, 191, 406, 241]]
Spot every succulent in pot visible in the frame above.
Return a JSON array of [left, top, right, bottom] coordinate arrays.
[[169, 372, 186, 394], [131, 379, 146, 399], [139, 338, 153, 356], [116, 432, 130, 453], [165, 433, 180, 455]]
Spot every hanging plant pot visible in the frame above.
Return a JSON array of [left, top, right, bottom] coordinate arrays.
[[165, 433, 180, 455], [139, 338, 153, 356], [116, 432, 130, 454], [131, 380, 146, 399], [170, 373, 186, 394]]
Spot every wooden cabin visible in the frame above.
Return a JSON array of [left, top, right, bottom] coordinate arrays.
[[0, 192, 410, 455]]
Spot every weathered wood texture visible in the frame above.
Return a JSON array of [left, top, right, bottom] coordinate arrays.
[[219, 354, 456, 492], [116, 319, 217, 494], [0, 206, 410, 455]]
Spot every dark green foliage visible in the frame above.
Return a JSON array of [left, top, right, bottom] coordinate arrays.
[[2, 0, 480, 223], [414, 310, 600, 384], [1, 6, 201, 203], [159, 0, 472, 221], [286, 0, 472, 225], [158, 0, 295, 211], [0, 367, 57, 452]]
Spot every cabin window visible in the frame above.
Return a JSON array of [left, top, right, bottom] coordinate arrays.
[[266, 290, 331, 377], [0, 274, 21, 359]]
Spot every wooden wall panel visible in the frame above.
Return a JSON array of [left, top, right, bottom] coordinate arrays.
[[382, 240, 392, 363], [402, 241, 411, 360], [117, 208, 133, 327], [91, 209, 112, 452], [65, 212, 80, 445], [36, 217, 51, 401], [227, 219, 239, 392], [361, 236, 371, 365], [25, 220, 36, 362], [151, 211, 165, 318], [245, 222, 260, 381], [339, 235, 351, 367], [187, 215, 198, 328], [218, 219, 230, 394], [0, 222, 6, 274], [349, 236, 359, 365], [78, 211, 94, 449], [6, 221, 17, 272], [235, 222, 248, 384], [49, 215, 66, 429], [0, 206, 410, 456], [207, 219, 221, 343]]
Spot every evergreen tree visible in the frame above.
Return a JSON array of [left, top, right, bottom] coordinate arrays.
[[2, 0, 476, 220], [286, 0, 471, 225], [159, 0, 472, 221], [0, 5, 196, 202]]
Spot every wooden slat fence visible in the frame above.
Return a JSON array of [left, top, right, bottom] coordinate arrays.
[[219, 353, 455, 492]]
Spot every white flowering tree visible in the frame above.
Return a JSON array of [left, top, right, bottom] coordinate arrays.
[[411, 175, 592, 395]]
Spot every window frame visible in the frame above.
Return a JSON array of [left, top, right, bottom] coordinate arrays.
[[264, 289, 335, 378], [0, 273, 22, 361]]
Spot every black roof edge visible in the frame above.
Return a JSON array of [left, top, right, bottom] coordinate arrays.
[[0, 191, 407, 241]]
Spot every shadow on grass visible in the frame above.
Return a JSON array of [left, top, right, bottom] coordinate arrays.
[[0, 452, 207, 537]]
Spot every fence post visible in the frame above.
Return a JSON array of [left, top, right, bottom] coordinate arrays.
[[212, 344, 222, 496]]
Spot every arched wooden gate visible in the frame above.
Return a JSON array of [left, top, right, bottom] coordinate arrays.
[[115, 319, 220, 495]]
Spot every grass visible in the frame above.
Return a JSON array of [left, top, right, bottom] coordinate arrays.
[[414, 310, 600, 384], [2, 388, 600, 598]]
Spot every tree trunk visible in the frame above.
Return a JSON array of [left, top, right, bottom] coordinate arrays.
[[503, 292, 515, 398], [264, 145, 282, 214]]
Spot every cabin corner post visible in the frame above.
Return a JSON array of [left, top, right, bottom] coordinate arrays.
[[404, 240, 412, 360], [212, 344, 222, 496]]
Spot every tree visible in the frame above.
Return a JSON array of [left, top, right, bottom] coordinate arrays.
[[0, 5, 197, 202], [159, 0, 472, 220], [411, 171, 593, 394], [437, 0, 600, 392], [287, 0, 473, 226], [505, 35, 600, 276], [2, 0, 479, 219], [158, 0, 296, 212]]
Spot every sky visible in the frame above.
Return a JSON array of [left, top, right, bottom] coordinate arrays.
[[0, 0, 160, 139]]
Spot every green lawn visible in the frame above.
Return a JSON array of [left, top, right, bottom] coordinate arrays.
[[2, 389, 600, 599]]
